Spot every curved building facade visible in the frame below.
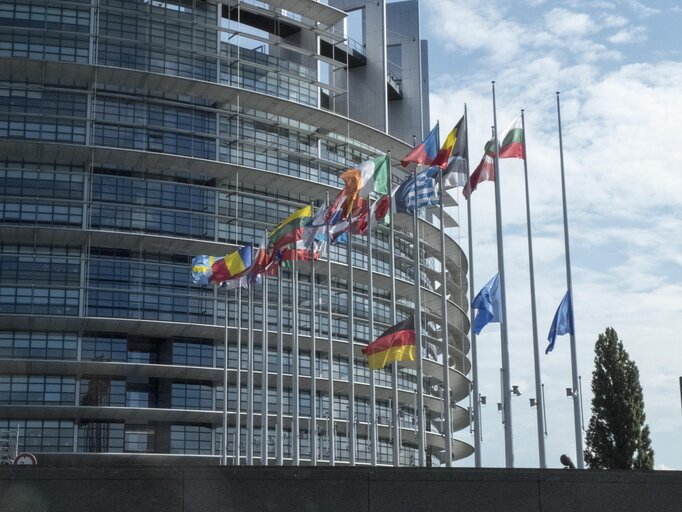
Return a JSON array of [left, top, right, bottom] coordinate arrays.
[[0, 0, 472, 466]]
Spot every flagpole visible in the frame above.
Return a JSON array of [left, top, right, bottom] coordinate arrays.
[[325, 191, 336, 466], [438, 156, 453, 467], [491, 80, 514, 468], [367, 197, 378, 466], [247, 284, 254, 465], [236, 286, 242, 465], [521, 110, 547, 468], [347, 230, 356, 465], [412, 179, 426, 467], [261, 231, 269, 466], [556, 91, 584, 469], [464, 104, 482, 468], [276, 266, 284, 465], [388, 154, 401, 467], [223, 285, 229, 466], [310, 209, 318, 466], [292, 256, 300, 465]]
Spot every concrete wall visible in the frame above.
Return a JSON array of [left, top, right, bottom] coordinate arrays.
[[387, 1, 425, 143], [1, 466, 680, 512], [331, 0, 388, 133]]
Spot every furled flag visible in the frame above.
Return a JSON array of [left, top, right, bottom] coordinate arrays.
[[361, 314, 416, 370], [267, 205, 312, 259], [394, 166, 441, 214], [499, 116, 525, 160], [191, 244, 252, 286], [463, 139, 496, 199], [471, 273, 502, 334], [400, 125, 439, 168], [546, 291, 573, 354], [442, 115, 468, 189]]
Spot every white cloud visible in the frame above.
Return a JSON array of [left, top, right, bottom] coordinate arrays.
[[625, 0, 660, 17], [601, 14, 629, 28], [545, 8, 596, 37], [607, 26, 646, 44]]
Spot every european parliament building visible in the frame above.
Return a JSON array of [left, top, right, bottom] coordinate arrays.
[[0, 0, 473, 467]]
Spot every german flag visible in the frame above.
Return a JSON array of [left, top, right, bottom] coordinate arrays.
[[362, 315, 416, 370]]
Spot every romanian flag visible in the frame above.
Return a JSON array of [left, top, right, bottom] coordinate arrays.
[[361, 315, 416, 370], [400, 125, 439, 168], [499, 116, 525, 159], [268, 205, 312, 257], [191, 244, 252, 286]]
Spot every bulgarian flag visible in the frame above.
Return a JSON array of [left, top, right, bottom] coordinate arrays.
[[361, 315, 416, 370], [499, 116, 525, 159]]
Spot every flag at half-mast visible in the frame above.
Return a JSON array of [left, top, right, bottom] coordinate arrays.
[[471, 273, 502, 334], [267, 205, 312, 258], [400, 125, 439, 167], [499, 116, 525, 159], [546, 291, 573, 354], [361, 315, 416, 370], [338, 155, 389, 219], [191, 244, 253, 286], [394, 166, 440, 213]]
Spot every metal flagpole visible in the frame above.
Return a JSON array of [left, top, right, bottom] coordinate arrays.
[[520, 110, 547, 468], [412, 178, 426, 467], [491, 81, 514, 468], [325, 191, 336, 465], [347, 229, 356, 465], [310, 218, 318, 466], [261, 232, 269, 466], [247, 285, 254, 465], [438, 159, 453, 467], [223, 286, 229, 466], [292, 256, 300, 465], [556, 92, 584, 469], [387, 154, 401, 467], [235, 286, 242, 465], [367, 197, 377, 466], [234, 173, 242, 466], [276, 266, 284, 465], [464, 104, 483, 468]]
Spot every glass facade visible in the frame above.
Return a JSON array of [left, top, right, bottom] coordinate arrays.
[[0, 0, 472, 466]]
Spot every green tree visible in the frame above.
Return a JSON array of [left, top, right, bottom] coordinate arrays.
[[584, 327, 654, 469]]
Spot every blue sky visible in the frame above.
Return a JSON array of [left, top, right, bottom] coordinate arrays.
[[415, 0, 682, 469]]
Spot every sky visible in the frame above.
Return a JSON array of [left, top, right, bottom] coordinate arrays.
[[415, 0, 682, 470]]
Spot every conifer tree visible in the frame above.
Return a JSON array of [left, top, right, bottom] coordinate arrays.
[[584, 327, 654, 469]]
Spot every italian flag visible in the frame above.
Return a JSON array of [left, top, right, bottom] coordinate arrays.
[[499, 116, 525, 159], [358, 155, 389, 197]]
